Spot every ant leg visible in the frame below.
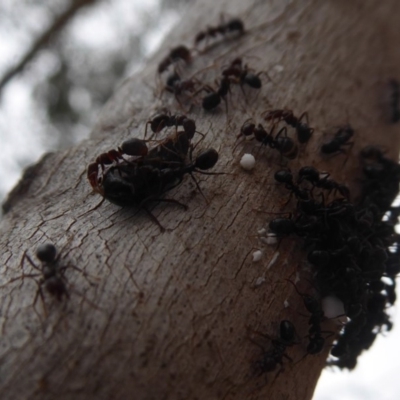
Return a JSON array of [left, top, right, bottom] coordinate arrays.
[[298, 112, 309, 125], [192, 174, 212, 203], [149, 198, 188, 210], [258, 70, 274, 84], [33, 281, 48, 318], [246, 325, 274, 347], [141, 206, 166, 233], [21, 251, 41, 272], [275, 126, 288, 140]]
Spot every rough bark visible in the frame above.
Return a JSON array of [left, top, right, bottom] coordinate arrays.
[[1, 1, 400, 399]]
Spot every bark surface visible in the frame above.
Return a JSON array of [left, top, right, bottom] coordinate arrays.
[[1, 1, 400, 399]]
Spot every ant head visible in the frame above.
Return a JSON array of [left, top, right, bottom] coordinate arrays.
[[240, 120, 255, 137], [274, 169, 293, 184], [36, 243, 57, 263]]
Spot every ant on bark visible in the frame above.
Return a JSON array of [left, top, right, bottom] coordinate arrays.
[[321, 124, 354, 155], [158, 45, 192, 74], [194, 17, 244, 48], [144, 113, 197, 139], [263, 109, 314, 144], [248, 320, 297, 379], [199, 76, 231, 111], [87, 138, 149, 190], [164, 72, 201, 107], [236, 120, 298, 159], [274, 169, 310, 201], [298, 166, 350, 199], [222, 58, 268, 90], [99, 146, 219, 231]]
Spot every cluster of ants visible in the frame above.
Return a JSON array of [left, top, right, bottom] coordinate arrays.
[[236, 109, 355, 160], [158, 18, 268, 112], [15, 16, 398, 388], [7, 114, 221, 308], [255, 145, 399, 374], [87, 113, 220, 232]]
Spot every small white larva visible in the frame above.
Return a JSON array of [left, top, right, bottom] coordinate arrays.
[[240, 153, 256, 170], [284, 299, 290, 308], [252, 250, 263, 262], [265, 233, 278, 245], [267, 251, 280, 269], [257, 228, 267, 235]]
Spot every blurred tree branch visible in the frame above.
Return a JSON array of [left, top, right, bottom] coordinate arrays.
[[0, 0, 99, 94]]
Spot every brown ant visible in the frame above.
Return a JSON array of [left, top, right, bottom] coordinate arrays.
[[158, 45, 192, 74], [87, 138, 149, 191], [194, 17, 245, 48], [263, 109, 314, 144]]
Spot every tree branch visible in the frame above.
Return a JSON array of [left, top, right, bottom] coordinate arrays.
[[1, 1, 400, 399], [0, 0, 99, 94]]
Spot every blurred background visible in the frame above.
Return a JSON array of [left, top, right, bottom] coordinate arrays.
[[0, 1, 398, 399]]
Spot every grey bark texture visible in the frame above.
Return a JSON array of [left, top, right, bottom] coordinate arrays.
[[1, 0, 400, 399]]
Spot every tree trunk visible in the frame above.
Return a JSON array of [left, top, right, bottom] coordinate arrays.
[[1, 1, 400, 399]]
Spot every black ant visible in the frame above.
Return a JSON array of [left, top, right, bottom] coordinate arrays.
[[201, 60, 266, 111], [144, 113, 196, 139], [236, 120, 298, 159], [158, 45, 192, 74], [287, 279, 329, 356], [263, 109, 314, 144], [274, 169, 309, 201], [17, 243, 70, 313], [98, 145, 220, 231], [194, 17, 244, 47], [248, 320, 297, 378], [298, 166, 350, 199], [320, 124, 354, 155], [200, 76, 231, 111], [222, 57, 266, 90], [164, 72, 200, 105]]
